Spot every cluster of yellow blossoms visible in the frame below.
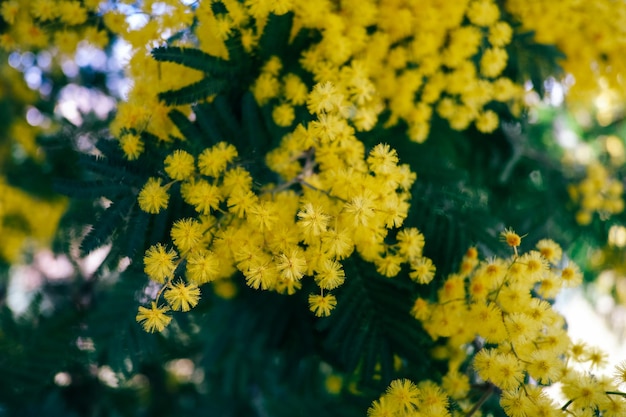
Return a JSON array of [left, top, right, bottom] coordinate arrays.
[[568, 161, 624, 226], [505, 0, 626, 104], [0, 179, 66, 263], [135, 79, 437, 331], [369, 230, 626, 417], [0, 0, 107, 52]]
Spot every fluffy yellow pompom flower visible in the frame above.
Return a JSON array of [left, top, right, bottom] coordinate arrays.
[[272, 103, 295, 127], [183, 179, 222, 214], [367, 143, 399, 175], [314, 259, 345, 290], [170, 218, 204, 253], [536, 239, 563, 264], [58, 1, 88, 25], [409, 257, 436, 284], [186, 250, 221, 284], [480, 48, 508, 78], [197, 142, 238, 177], [308, 293, 337, 317], [500, 227, 522, 248], [144, 243, 177, 283], [475, 110, 499, 133], [276, 249, 307, 281], [297, 203, 330, 236], [31, 0, 57, 21], [164, 281, 201, 312], [120, 133, 144, 161], [466, 0, 500, 27], [164, 150, 195, 180], [136, 302, 172, 333], [138, 177, 169, 214], [385, 378, 420, 411]]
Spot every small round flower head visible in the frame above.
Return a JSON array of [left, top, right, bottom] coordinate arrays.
[[297, 203, 330, 236], [186, 250, 220, 284], [500, 227, 522, 249], [314, 259, 345, 290], [536, 239, 563, 264], [276, 249, 307, 282], [197, 142, 238, 177], [136, 302, 171, 333], [367, 143, 399, 175], [164, 280, 201, 312], [164, 149, 195, 180], [385, 378, 420, 411], [170, 218, 204, 253], [409, 256, 436, 284], [308, 293, 337, 317], [119, 132, 144, 160], [466, 0, 500, 27], [560, 262, 583, 287], [614, 360, 626, 386], [272, 103, 295, 127], [138, 177, 169, 214], [144, 243, 177, 283]]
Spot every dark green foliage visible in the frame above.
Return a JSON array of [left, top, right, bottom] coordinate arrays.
[[158, 77, 228, 106], [151, 46, 233, 75]]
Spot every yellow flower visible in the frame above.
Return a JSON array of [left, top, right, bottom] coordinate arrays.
[[297, 203, 330, 236], [396, 228, 425, 261], [475, 110, 499, 133], [119, 133, 144, 160], [367, 143, 399, 175], [283, 73, 308, 105], [58, 1, 87, 25], [308, 293, 337, 317], [164, 281, 201, 312], [136, 302, 172, 333], [170, 218, 204, 253], [466, 0, 500, 27], [500, 227, 522, 248], [409, 257, 436, 284], [144, 243, 177, 283], [186, 250, 220, 284], [480, 48, 508, 78], [614, 361, 626, 386], [314, 259, 345, 290], [198, 142, 238, 177], [272, 103, 295, 127], [31, 0, 57, 21], [138, 177, 169, 214], [560, 262, 582, 287], [183, 179, 222, 214], [276, 249, 307, 282], [385, 378, 420, 411], [164, 150, 195, 180]]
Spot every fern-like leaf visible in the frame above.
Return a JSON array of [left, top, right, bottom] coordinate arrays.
[[151, 46, 232, 75], [80, 196, 135, 256], [158, 78, 227, 106], [53, 178, 128, 199]]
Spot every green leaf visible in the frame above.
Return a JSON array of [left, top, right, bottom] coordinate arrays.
[[80, 196, 135, 256], [53, 178, 128, 199], [151, 46, 232, 75], [158, 77, 227, 106]]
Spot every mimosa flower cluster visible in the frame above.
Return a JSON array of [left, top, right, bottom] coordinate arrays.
[[97, 0, 531, 162], [505, 0, 626, 104], [568, 162, 624, 226], [369, 230, 626, 417], [135, 87, 432, 331], [0, 179, 67, 262], [0, 0, 107, 52]]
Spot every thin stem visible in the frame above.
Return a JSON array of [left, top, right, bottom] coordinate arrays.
[[560, 398, 574, 411], [465, 384, 496, 417]]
